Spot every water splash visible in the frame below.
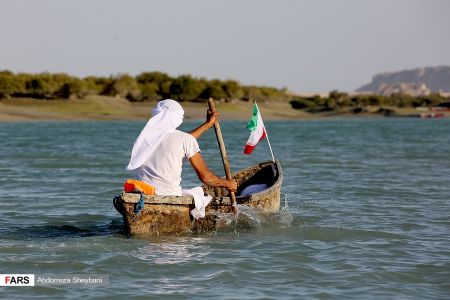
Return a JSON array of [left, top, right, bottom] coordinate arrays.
[[214, 194, 293, 232], [264, 194, 294, 226]]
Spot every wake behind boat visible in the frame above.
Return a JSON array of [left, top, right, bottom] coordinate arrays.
[[113, 160, 283, 235]]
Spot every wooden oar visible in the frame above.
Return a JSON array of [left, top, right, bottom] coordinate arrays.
[[208, 98, 237, 213]]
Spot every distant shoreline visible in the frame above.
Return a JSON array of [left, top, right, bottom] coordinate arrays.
[[0, 96, 446, 122]]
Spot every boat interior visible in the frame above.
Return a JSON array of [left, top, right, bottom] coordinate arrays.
[[204, 161, 279, 198]]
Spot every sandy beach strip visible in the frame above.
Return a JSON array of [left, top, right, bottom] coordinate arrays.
[[0, 97, 314, 122], [0, 96, 431, 122]]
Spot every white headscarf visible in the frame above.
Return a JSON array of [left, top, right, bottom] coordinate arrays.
[[126, 99, 184, 171]]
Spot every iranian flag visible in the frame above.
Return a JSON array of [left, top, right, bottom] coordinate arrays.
[[244, 103, 267, 155]]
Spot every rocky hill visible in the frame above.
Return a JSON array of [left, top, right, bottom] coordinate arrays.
[[356, 66, 450, 95]]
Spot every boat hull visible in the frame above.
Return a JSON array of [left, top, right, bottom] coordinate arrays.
[[113, 160, 283, 235]]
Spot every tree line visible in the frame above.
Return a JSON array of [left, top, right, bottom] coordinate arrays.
[[290, 90, 449, 111], [0, 70, 289, 102], [1, 70, 448, 109]]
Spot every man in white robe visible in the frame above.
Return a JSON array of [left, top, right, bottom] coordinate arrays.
[[126, 99, 237, 217]]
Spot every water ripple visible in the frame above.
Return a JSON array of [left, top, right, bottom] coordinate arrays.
[[0, 119, 449, 299]]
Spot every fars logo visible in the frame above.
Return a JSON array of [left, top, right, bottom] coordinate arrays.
[[0, 274, 35, 286]]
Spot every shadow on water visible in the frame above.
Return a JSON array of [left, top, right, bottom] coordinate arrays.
[[0, 219, 126, 240], [1, 194, 295, 241], [1, 206, 295, 241]]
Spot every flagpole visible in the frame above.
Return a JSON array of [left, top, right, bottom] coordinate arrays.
[[254, 101, 275, 162]]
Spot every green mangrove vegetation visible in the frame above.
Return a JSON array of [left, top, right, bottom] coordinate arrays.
[[290, 90, 450, 112], [1, 70, 449, 111], [0, 70, 288, 102]]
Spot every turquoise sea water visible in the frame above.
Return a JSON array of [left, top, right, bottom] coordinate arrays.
[[0, 118, 449, 299]]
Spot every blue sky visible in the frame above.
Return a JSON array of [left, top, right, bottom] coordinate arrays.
[[1, 0, 449, 92]]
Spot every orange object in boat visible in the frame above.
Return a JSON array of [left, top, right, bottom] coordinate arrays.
[[124, 179, 155, 195]]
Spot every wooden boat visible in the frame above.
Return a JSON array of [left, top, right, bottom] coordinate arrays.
[[113, 160, 283, 235]]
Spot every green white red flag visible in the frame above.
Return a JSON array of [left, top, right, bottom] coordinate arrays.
[[244, 103, 267, 155]]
